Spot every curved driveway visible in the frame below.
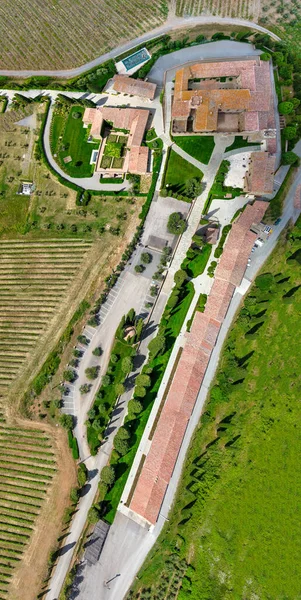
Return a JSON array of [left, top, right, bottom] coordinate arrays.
[[0, 17, 280, 78]]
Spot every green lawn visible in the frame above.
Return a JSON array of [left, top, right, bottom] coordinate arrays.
[[104, 281, 195, 523], [174, 136, 215, 165], [225, 136, 261, 152], [163, 149, 203, 194], [128, 218, 301, 600], [51, 105, 99, 178]]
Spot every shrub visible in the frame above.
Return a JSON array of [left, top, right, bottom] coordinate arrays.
[[135, 374, 151, 388], [128, 399, 143, 414], [100, 465, 115, 486], [121, 356, 133, 373], [134, 386, 146, 398], [115, 383, 125, 396], [115, 426, 130, 440], [283, 126, 297, 140], [98, 481, 108, 500], [282, 151, 298, 165], [77, 334, 89, 345], [70, 487, 79, 503], [110, 354, 118, 364], [88, 505, 100, 524], [80, 383, 91, 394], [148, 333, 166, 358], [260, 52, 271, 61], [278, 101, 294, 115], [92, 346, 103, 356], [174, 268, 187, 287], [135, 264, 144, 273], [167, 212, 187, 235], [114, 436, 130, 456], [60, 414, 74, 430], [141, 252, 152, 264], [77, 463, 88, 487], [102, 374, 111, 387], [72, 111, 81, 119], [63, 369, 76, 383], [85, 366, 99, 380]]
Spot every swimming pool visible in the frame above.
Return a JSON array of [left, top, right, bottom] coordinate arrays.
[[122, 48, 151, 72]]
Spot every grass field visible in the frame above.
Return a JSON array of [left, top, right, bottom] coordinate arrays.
[[128, 218, 301, 600], [50, 105, 99, 178], [225, 136, 261, 152], [174, 136, 215, 165], [0, 0, 167, 70], [163, 149, 203, 194]]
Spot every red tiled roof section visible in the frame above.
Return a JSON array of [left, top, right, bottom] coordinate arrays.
[[243, 151, 276, 195], [129, 201, 268, 525], [112, 75, 156, 100], [172, 59, 274, 134]]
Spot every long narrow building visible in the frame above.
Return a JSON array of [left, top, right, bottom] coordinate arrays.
[[129, 201, 267, 525]]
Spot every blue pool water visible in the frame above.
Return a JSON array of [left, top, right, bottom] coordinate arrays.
[[122, 48, 150, 71]]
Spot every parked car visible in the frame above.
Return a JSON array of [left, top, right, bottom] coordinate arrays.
[[274, 218, 281, 226]]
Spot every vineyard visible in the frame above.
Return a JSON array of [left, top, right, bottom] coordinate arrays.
[[175, 0, 260, 19], [0, 425, 56, 598], [0, 0, 167, 70], [0, 238, 92, 407]]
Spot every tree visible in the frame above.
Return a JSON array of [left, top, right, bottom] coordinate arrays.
[[141, 252, 152, 264], [77, 463, 88, 487], [115, 426, 130, 440], [135, 374, 151, 388], [282, 151, 298, 165], [174, 269, 187, 287], [98, 481, 108, 501], [80, 383, 91, 394], [63, 369, 76, 383], [135, 264, 144, 273], [148, 334, 166, 359], [150, 286, 158, 297], [88, 505, 100, 524], [110, 353, 118, 364], [85, 366, 99, 380], [185, 178, 202, 198], [167, 212, 187, 235], [260, 52, 271, 61], [122, 356, 133, 373], [272, 51, 284, 65], [92, 346, 102, 356], [60, 414, 73, 430], [283, 126, 297, 140], [134, 386, 146, 398], [73, 349, 82, 358], [102, 374, 111, 387], [135, 318, 144, 341], [128, 399, 143, 415], [278, 101, 294, 115], [114, 436, 130, 456], [77, 334, 89, 345], [115, 383, 125, 396], [100, 465, 115, 486]]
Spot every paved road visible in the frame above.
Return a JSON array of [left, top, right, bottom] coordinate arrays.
[[0, 17, 280, 78]]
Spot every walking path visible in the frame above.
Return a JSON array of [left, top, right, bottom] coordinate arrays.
[[0, 17, 280, 78]]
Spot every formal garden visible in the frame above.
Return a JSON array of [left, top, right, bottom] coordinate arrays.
[[50, 100, 99, 178]]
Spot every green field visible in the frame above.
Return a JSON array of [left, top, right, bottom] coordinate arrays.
[[174, 136, 215, 164], [50, 105, 99, 178], [128, 217, 301, 600], [163, 149, 203, 194]]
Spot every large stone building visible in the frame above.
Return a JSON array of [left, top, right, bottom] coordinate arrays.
[[172, 58, 275, 135]]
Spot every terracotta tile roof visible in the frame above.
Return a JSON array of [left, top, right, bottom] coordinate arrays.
[[243, 152, 276, 195], [129, 201, 268, 525], [172, 59, 274, 135], [82, 106, 149, 174], [112, 75, 156, 99]]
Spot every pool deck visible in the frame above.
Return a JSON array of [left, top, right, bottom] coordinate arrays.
[[115, 48, 151, 76]]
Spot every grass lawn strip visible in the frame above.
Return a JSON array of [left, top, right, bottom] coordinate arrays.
[[162, 149, 203, 194], [225, 136, 261, 152], [128, 217, 301, 599], [174, 135, 215, 164], [53, 106, 99, 178]]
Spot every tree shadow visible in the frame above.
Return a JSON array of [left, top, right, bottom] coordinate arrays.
[[56, 541, 76, 557]]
